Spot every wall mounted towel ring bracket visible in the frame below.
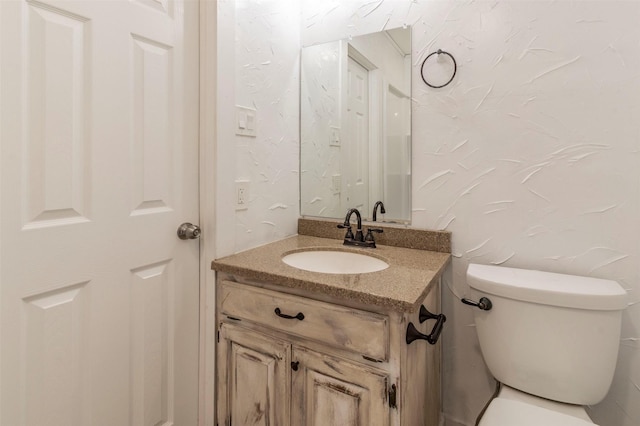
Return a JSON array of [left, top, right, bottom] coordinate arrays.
[[420, 49, 457, 89]]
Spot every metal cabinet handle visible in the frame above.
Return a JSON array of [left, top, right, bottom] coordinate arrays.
[[406, 305, 446, 345], [274, 308, 304, 321], [461, 297, 493, 311]]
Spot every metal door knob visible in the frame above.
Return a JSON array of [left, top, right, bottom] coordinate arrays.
[[177, 222, 201, 240]]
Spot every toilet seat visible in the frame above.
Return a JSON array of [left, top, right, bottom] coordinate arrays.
[[479, 398, 596, 426]]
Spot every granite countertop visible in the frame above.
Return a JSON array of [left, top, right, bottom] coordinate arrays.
[[211, 235, 451, 313]]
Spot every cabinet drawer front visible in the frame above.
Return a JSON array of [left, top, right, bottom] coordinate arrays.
[[220, 281, 389, 360]]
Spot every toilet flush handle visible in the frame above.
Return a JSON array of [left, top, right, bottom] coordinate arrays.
[[461, 297, 493, 311]]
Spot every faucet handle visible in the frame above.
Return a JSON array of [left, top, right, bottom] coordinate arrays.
[[337, 223, 354, 240], [364, 227, 383, 243]]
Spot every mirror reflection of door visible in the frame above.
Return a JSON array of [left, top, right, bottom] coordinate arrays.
[[300, 27, 411, 223], [346, 56, 369, 213]]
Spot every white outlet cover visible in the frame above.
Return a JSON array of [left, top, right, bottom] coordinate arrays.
[[235, 180, 250, 210], [332, 174, 341, 194]]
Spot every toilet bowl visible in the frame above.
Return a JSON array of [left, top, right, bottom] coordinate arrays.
[[479, 385, 594, 426], [466, 264, 627, 426]]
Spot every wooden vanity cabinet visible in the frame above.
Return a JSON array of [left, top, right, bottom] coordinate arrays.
[[215, 277, 442, 426]]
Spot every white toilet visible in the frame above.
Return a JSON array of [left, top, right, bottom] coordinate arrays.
[[466, 263, 627, 426]]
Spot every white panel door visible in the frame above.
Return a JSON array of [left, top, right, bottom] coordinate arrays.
[[346, 57, 370, 214], [0, 0, 200, 425]]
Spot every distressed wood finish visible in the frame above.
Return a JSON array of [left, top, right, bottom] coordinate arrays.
[[217, 323, 291, 426], [291, 347, 389, 426], [216, 276, 442, 426], [220, 280, 389, 361], [400, 280, 441, 426]]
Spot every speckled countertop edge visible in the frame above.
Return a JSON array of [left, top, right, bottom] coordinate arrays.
[[211, 235, 451, 313]]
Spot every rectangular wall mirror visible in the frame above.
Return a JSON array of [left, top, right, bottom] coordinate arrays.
[[300, 27, 412, 223]]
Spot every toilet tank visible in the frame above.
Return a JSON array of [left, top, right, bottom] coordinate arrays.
[[466, 264, 627, 405]]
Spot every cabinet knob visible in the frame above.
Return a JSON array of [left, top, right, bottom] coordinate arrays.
[[291, 361, 300, 371]]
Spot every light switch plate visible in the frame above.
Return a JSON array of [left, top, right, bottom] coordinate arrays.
[[235, 106, 257, 137]]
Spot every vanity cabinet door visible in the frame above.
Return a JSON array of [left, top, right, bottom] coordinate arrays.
[[217, 323, 291, 426], [291, 347, 389, 426]]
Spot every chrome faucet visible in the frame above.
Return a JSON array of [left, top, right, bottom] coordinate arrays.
[[337, 208, 383, 248], [372, 201, 386, 221]]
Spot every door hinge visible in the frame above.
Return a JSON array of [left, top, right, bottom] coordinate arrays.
[[388, 383, 397, 409]]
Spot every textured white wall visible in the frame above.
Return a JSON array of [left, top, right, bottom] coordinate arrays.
[[216, 0, 300, 257], [301, 1, 640, 426]]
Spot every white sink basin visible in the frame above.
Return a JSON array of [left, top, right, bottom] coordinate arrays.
[[282, 250, 389, 274]]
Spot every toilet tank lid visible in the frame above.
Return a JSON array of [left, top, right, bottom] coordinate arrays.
[[467, 264, 627, 311]]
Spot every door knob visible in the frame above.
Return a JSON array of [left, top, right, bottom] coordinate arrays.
[[177, 222, 201, 240]]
